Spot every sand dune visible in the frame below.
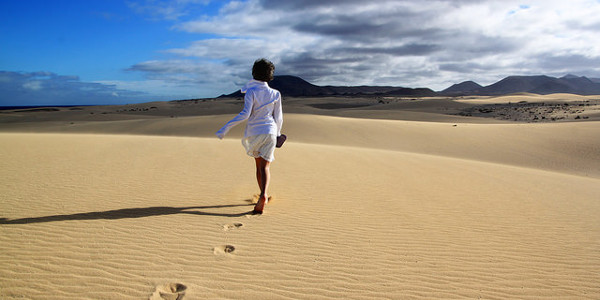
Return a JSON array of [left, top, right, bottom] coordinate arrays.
[[3, 113, 597, 177], [1, 94, 599, 299]]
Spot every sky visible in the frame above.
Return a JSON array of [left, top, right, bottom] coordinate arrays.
[[1, 0, 600, 106]]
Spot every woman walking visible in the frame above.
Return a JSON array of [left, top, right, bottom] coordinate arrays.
[[216, 58, 283, 214]]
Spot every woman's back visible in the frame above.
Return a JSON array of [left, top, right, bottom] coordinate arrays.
[[244, 80, 282, 138]]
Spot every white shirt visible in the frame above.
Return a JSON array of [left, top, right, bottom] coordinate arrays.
[[216, 80, 283, 139]]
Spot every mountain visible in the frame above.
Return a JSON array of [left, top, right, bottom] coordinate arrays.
[[219, 75, 437, 98], [443, 75, 600, 96], [270, 75, 322, 97], [558, 75, 600, 94], [219, 74, 600, 99], [478, 75, 558, 95], [440, 81, 482, 95]]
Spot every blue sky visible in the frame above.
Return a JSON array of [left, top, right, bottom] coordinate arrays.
[[2, 0, 600, 106], [1, 0, 227, 105], [4, 2, 182, 79]]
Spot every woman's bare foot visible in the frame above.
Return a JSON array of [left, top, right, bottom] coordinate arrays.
[[253, 195, 268, 214]]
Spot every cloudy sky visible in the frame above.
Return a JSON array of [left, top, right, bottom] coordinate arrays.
[[2, 0, 600, 106]]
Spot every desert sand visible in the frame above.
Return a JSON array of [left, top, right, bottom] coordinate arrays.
[[1, 94, 599, 299]]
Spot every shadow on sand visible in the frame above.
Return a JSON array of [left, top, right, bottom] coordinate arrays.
[[0, 203, 255, 225]]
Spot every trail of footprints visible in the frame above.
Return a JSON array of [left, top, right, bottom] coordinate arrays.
[[150, 197, 261, 298], [214, 195, 271, 256], [214, 222, 243, 255], [149, 220, 243, 299]]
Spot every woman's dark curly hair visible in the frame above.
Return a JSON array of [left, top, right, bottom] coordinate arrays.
[[252, 58, 275, 82]]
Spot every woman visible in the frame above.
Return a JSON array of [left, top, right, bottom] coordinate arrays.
[[216, 58, 283, 214]]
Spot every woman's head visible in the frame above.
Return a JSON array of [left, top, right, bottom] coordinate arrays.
[[252, 58, 275, 82]]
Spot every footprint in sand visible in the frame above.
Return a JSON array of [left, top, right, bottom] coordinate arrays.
[[149, 283, 187, 300], [213, 245, 236, 255], [223, 222, 244, 231]]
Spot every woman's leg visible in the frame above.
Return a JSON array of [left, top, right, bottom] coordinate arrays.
[[253, 157, 271, 213], [255, 158, 264, 193]]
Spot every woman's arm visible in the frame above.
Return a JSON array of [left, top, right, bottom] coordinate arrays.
[[216, 91, 254, 139]]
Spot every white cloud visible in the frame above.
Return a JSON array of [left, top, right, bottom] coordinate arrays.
[[22, 80, 43, 91], [127, 0, 213, 20], [128, 0, 600, 93]]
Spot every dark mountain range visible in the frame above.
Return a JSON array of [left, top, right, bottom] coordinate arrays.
[[220, 74, 600, 98], [219, 75, 437, 98], [442, 75, 600, 96]]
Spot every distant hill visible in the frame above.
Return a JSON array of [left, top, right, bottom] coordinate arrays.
[[441, 81, 482, 95], [219, 75, 437, 98], [442, 75, 600, 96], [557, 75, 600, 94], [479, 75, 559, 95]]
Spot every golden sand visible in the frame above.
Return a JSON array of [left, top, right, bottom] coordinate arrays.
[[1, 94, 599, 299]]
